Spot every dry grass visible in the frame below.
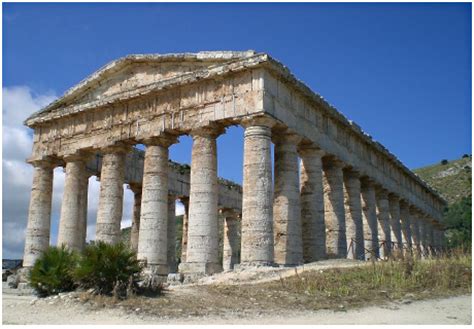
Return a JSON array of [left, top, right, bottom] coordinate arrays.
[[77, 252, 471, 318]]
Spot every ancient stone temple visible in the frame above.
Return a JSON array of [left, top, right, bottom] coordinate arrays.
[[22, 51, 447, 280]]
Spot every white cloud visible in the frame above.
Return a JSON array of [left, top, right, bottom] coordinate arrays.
[[2, 86, 183, 259]]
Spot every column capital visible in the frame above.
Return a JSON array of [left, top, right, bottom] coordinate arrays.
[[101, 143, 133, 155], [388, 193, 400, 202], [375, 186, 389, 199], [62, 150, 94, 164], [142, 133, 179, 147], [190, 122, 225, 138], [272, 130, 302, 145], [297, 142, 325, 158], [27, 156, 60, 169], [240, 115, 277, 129], [343, 167, 360, 178], [360, 176, 376, 188], [322, 155, 345, 169]]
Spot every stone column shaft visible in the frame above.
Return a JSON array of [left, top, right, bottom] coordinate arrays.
[[410, 209, 422, 257], [138, 139, 174, 276], [223, 213, 241, 271], [180, 197, 190, 263], [343, 170, 365, 260], [273, 134, 302, 266], [129, 186, 142, 253], [323, 158, 346, 258], [240, 120, 274, 266], [180, 126, 222, 276], [361, 179, 379, 259], [376, 188, 392, 258], [399, 202, 412, 251], [388, 195, 403, 252], [23, 160, 55, 267], [57, 158, 89, 251], [299, 147, 326, 262], [96, 147, 127, 244], [167, 195, 177, 273]]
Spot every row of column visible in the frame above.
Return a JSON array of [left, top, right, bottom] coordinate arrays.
[[23, 117, 445, 274]]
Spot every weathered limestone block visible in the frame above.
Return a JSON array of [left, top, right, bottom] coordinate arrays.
[[388, 194, 403, 252], [96, 145, 128, 244], [343, 169, 365, 260], [179, 125, 223, 276], [222, 210, 241, 271], [299, 146, 326, 262], [138, 136, 176, 277], [167, 195, 177, 273], [57, 155, 89, 251], [23, 160, 56, 267], [376, 188, 392, 258], [361, 178, 379, 259], [273, 132, 303, 266], [322, 157, 346, 258], [399, 201, 413, 251], [129, 184, 142, 253], [179, 197, 190, 263], [240, 117, 274, 266]]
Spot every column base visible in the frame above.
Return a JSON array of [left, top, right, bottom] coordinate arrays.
[[178, 262, 222, 282], [139, 264, 169, 288]]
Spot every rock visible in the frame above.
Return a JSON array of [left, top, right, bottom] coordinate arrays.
[[6, 273, 19, 288], [167, 273, 184, 284], [3, 269, 12, 282]]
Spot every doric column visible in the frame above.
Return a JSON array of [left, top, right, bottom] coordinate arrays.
[[376, 188, 392, 258], [128, 184, 142, 253], [418, 216, 429, 257], [361, 177, 379, 259], [179, 197, 190, 263], [57, 154, 90, 251], [96, 145, 129, 244], [179, 124, 224, 276], [343, 169, 365, 260], [273, 132, 302, 266], [322, 157, 346, 258], [222, 209, 241, 271], [240, 117, 275, 266], [299, 145, 326, 262], [423, 217, 434, 256], [23, 159, 56, 267], [399, 200, 413, 252], [138, 136, 176, 278], [409, 207, 422, 257], [167, 195, 177, 273], [388, 194, 403, 252]]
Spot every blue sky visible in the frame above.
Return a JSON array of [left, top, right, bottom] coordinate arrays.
[[2, 3, 471, 258]]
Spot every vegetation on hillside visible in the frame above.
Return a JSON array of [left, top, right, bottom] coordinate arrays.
[[414, 156, 471, 204], [414, 155, 472, 250]]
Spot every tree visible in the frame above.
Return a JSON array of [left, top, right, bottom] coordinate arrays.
[[441, 159, 449, 165], [443, 196, 472, 250]]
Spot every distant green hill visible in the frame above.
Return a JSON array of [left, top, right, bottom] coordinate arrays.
[[414, 155, 472, 249], [414, 155, 472, 205]]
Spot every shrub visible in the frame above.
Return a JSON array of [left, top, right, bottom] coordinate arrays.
[[441, 159, 449, 165], [73, 241, 142, 297], [29, 246, 78, 297]]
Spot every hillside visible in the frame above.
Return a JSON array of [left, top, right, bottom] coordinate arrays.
[[414, 156, 472, 205]]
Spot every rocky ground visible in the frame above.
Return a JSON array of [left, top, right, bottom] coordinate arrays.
[[2, 259, 472, 325]]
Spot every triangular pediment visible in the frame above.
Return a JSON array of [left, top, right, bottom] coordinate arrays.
[[26, 51, 258, 124]]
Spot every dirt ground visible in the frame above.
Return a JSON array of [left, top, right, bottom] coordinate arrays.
[[2, 259, 472, 325]]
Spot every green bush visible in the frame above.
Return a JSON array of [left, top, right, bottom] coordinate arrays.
[[29, 246, 78, 297], [73, 241, 142, 297]]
